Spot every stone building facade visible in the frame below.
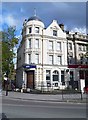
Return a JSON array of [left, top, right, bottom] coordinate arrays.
[[16, 15, 88, 91]]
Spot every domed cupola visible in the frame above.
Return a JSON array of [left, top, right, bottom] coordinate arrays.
[[28, 15, 42, 22], [26, 12, 44, 28]]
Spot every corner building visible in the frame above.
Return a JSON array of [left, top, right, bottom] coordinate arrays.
[[16, 15, 69, 91]]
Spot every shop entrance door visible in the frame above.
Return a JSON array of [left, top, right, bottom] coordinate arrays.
[[27, 71, 35, 89]]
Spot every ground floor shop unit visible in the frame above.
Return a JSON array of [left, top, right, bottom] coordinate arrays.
[[16, 64, 88, 91], [16, 64, 71, 91], [68, 65, 88, 93]]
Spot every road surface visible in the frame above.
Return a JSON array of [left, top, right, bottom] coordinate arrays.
[[1, 96, 87, 119]]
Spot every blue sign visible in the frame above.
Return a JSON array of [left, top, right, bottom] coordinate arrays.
[[23, 64, 36, 69]]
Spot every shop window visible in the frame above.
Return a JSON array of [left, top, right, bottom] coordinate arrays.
[[46, 70, 51, 80], [61, 71, 65, 85], [79, 70, 85, 79], [53, 70, 59, 81], [55, 83, 58, 87], [47, 82, 51, 87]]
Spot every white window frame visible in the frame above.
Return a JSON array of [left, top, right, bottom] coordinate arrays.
[[53, 30, 57, 36], [57, 56, 61, 65], [57, 42, 61, 50], [35, 27, 39, 33], [35, 54, 39, 64], [29, 27, 32, 33], [49, 41, 53, 50], [35, 39, 39, 48], [49, 55, 53, 64], [29, 39, 31, 48], [29, 54, 31, 64]]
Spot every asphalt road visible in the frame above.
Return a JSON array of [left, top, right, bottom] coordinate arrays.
[[2, 97, 87, 119]]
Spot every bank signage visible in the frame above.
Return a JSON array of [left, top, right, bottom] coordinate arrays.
[[23, 64, 36, 69]]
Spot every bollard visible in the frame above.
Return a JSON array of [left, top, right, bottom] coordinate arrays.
[[62, 90, 64, 100], [6, 90, 8, 96], [5, 84, 8, 96], [80, 91, 83, 100]]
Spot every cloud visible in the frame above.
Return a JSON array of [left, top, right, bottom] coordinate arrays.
[[20, 8, 24, 13], [2, 14, 19, 27], [70, 27, 86, 34], [1, 2, 86, 37], [1, 13, 25, 32]]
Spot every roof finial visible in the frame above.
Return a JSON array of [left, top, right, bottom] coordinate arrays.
[[34, 8, 36, 16]]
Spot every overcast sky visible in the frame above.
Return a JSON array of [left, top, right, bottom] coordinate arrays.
[[1, 2, 86, 36]]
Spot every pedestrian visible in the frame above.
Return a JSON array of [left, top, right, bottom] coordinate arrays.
[[5, 78, 9, 96], [11, 83, 15, 91], [4, 75, 9, 96]]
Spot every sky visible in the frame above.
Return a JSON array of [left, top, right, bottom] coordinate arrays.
[[0, 2, 87, 65], [1, 2, 86, 37]]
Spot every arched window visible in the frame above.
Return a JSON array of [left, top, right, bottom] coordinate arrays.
[[53, 70, 59, 81]]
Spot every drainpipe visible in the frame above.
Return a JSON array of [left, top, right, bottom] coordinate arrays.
[[66, 31, 69, 88], [73, 33, 77, 65], [73, 33, 77, 90], [41, 29, 44, 92]]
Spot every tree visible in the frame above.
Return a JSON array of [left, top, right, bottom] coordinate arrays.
[[1, 26, 19, 80]]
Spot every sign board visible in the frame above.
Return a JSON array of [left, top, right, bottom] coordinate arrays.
[[23, 64, 36, 69], [80, 79, 85, 93], [68, 65, 88, 68]]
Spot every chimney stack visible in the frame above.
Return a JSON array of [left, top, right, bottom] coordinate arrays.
[[59, 24, 64, 31]]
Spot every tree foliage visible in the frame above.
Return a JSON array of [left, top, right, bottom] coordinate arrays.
[[1, 26, 19, 79]]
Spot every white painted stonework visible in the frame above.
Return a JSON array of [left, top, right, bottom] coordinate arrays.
[[16, 15, 88, 91]]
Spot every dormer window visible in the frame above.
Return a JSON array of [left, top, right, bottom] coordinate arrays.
[[53, 30, 57, 36], [35, 27, 39, 33]]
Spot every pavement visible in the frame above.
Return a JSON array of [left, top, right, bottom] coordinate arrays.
[[2, 91, 87, 103]]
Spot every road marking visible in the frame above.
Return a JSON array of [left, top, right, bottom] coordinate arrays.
[[3, 103, 86, 110]]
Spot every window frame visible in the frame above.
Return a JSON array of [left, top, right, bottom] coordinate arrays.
[[49, 41, 53, 50], [35, 27, 39, 33], [57, 42, 61, 51], [57, 56, 62, 65], [29, 27, 32, 33], [46, 70, 51, 80], [35, 54, 39, 64], [29, 39, 31, 48], [35, 39, 39, 49], [49, 55, 53, 64], [53, 30, 57, 36], [68, 43, 72, 50]]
